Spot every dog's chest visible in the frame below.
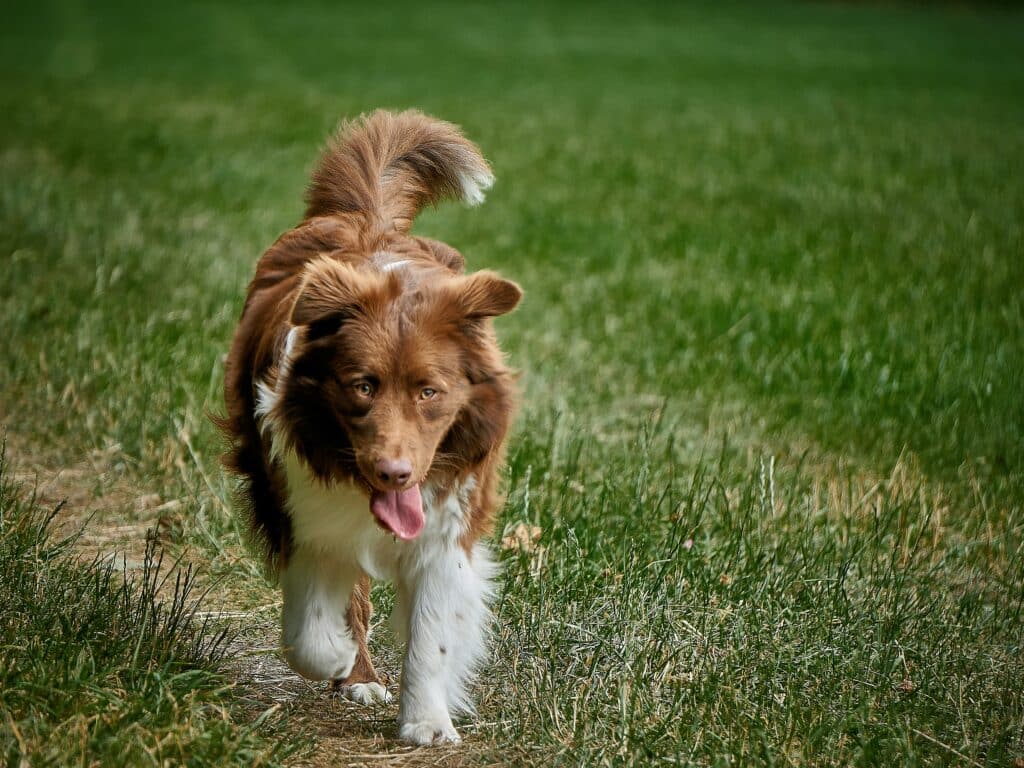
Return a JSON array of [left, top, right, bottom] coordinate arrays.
[[280, 451, 472, 580]]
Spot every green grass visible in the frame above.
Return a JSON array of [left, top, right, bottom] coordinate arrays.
[[0, 446, 307, 766], [1, 1, 1022, 765]]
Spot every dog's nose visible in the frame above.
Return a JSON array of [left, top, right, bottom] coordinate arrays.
[[375, 458, 412, 488]]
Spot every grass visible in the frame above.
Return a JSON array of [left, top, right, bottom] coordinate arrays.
[[0, 445, 307, 766], [1, 0, 1022, 765]]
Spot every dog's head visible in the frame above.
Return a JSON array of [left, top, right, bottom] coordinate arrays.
[[267, 257, 520, 539]]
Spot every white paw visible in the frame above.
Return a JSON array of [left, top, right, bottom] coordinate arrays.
[[331, 682, 392, 705], [398, 720, 461, 745]]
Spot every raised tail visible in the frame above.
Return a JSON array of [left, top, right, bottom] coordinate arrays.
[[304, 109, 494, 236]]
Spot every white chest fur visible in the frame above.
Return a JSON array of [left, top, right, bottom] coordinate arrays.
[[280, 450, 475, 580], [280, 451, 395, 578]]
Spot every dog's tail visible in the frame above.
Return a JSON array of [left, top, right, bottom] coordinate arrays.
[[304, 109, 494, 237]]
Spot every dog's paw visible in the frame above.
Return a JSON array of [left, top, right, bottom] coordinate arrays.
[[330, 682, 392, 705], [398, 720, 461, 745]]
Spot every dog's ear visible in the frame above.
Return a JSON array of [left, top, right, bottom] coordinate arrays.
[[291, 259, 395, 338], [455, 270, 523, 320]]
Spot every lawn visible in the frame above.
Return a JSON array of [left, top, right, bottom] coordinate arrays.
[[1, 1, 1022, 765]]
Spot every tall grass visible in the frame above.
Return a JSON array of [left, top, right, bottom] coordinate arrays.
[[0, 445, 307, 766]]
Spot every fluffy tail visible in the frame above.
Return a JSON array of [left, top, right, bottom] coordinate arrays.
[[304, 109, 494, 235]]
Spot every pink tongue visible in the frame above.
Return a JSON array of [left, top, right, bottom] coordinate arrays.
[[370, 484, 425, 540]]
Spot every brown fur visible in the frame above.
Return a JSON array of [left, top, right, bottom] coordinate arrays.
[[330, 576, 381, 690], [218, 110, 519, 615]]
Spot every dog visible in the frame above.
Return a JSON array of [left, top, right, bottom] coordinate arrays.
[[218, 110, 521, 745]]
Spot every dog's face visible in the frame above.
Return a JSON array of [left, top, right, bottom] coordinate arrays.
[[274, 258, 520, 538]]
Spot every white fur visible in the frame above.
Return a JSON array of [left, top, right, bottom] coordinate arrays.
[[333, 682, 392, 705], [280, 543, 360, 680], [372, 251, 410, 274], [458, 166, 494, 206], [255, 327, 301, 460], [395, 535, 496, 744], [379, 259, 410, 273], [274, 448, 495, 744]]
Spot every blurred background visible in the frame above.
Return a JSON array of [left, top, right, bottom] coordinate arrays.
[[3, 1, 1021, 479]]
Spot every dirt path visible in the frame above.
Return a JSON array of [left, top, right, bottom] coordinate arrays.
[[225, 614, 481, 768], [4, 435, 493, 767]]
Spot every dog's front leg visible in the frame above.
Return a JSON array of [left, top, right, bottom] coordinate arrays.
[[395, 542, 495, 745], [280, 545, 360, 681]]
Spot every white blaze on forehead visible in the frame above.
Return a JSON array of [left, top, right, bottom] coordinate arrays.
[[373, 251, 410, 273]]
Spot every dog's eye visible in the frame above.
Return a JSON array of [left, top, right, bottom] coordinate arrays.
[[419, 387, 437, 401], [353, 380, 375, 397]]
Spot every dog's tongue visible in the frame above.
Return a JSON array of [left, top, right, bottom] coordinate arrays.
[[370, 485, 425, 540]]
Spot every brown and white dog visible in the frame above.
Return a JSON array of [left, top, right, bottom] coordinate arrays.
[[218, 110, 520, 744]]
